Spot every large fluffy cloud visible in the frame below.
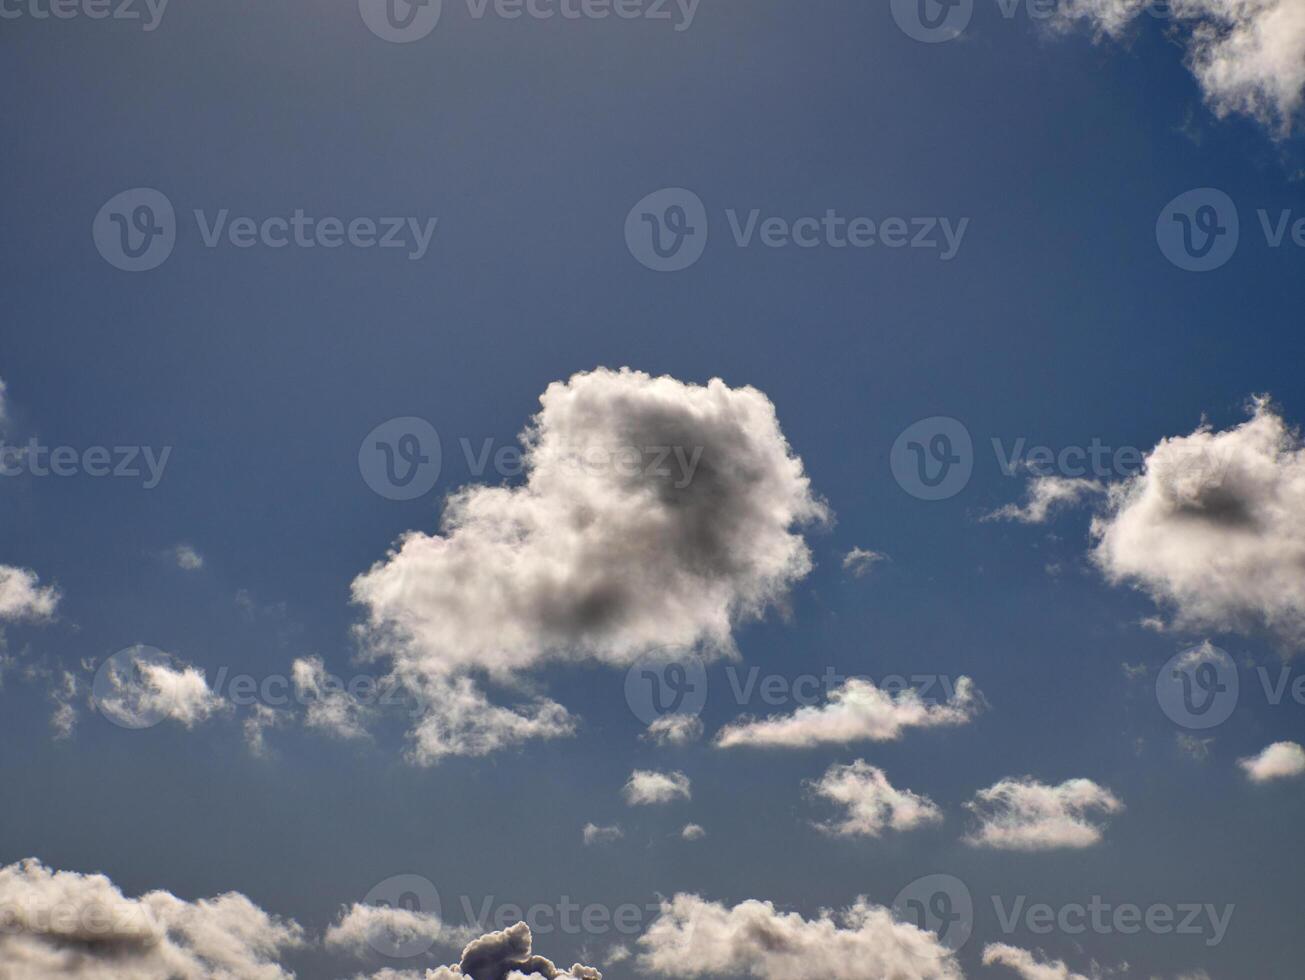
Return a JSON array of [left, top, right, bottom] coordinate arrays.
[[807, 760, 943, 837], [1091, 398, 1305, 647], [0, 858, 303, 979], [0, 565, 60, 621], [1238, 740, 1305, 782], [352, 368, 826, 761], [1056, 0, 1305, 135], [714, 677, 980, 749], [964, 777, 1124, 851], [636, 893, 961, 980]]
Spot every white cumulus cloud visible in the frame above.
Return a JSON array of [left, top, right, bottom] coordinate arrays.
[[623, 769, 691, 806], [92, 647, 225, 730], [984, 476, 1105, 524], [715, 676, 980, 749], [642, 713, 704, 747], [0, 565, 59, 621], [636, 893, 962, 980], [1091, 398, 1305, 647], [965, 777, 1123, 851], [1238, 740, 1305, 782], [808, 760, 943, 837]]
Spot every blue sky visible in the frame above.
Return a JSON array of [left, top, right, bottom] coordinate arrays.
[[2, 1, 1304, 978]]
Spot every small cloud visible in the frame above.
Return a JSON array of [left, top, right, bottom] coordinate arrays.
[[807, 760, 942, 838], [642, 713, 703, 747], [680, 823, 707, 841], [0, 566, 59, 622], [623, 769, 691, 806], [173, 544, 204, 571], [582, 823, 624, 846], [842, 547, 889, 578], [1239, 741, 1305, 782], [1176, 733, 1215, 761], [965, 776, 1123, 851], [984, 475, 1105, 524]]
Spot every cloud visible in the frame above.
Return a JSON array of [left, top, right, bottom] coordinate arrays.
[[404, 676, 577, 766], [48, 670, 78, 740], [984, 476, 1105, 524], [0, 858, 303, 979], [582, 823, 625, 845], [680, 824, 707, 841], [1090, 398, 1305, 646], [1238, 740, 1305, 782], [715, 676, 980, 749], [842, 548, 888, 578], [636, 893, 962, 980], [92, 647, 226, 729], [174, 544, 204, 571], [965, 777, 1124, 851], [352, 368, 826, 761], [0, 566, 59, 621], [807, 760, 943, 837], [242, 704, 287, 757], [982, 943, 1100, 979], [292, 656, 373, 740], [642, 714, 704, 747], [369, 922, 601, 980], [326, 903, 475, 958], [1176, 733, 1215, 761], [1056, 0, 1305, 135], [623, 769, 691, 806]]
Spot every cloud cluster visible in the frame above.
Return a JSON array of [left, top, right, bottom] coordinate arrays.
[[965, 777, 1123, 851], [623, 769, 692, 806], [352, 368, 826, 762], [0, 858, 303, 979], [1091, 398, 1305, 647], [807, 761, 943, 837], [984, 476, 1105, 525], [0, 565, 60, 621], [715, 677, 980, 749], [1238, 740, 1305, 782], [355, 922, 602, 980], [636, 893, 961, 980], [1056, 0, 1305, 135]]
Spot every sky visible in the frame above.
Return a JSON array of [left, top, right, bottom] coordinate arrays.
[[2, 0, 1305, 978]]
